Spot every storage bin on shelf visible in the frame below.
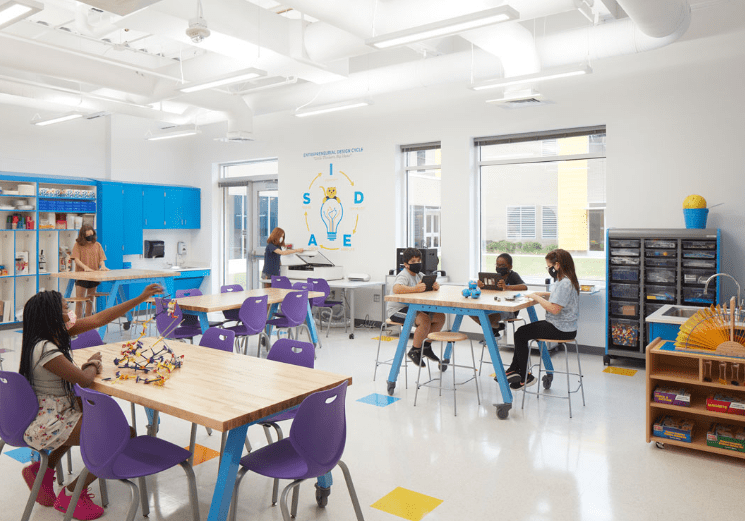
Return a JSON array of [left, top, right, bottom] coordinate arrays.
[[645, 239, 677, 249], [683, 287, 715, 304], [610, 300, 639, 318], [682, 240, 716, 250], [646, 285, 676, 302], [646, 249, 676, 257], [682, 250, 716, 259], [610, 318, 640, 347], [645, 257, 677, 268], [609, 239, 640, 248], [610, 256, 640, 266], [610, 248, 640, 257], [610, 267, 639, 282], [646, 269, 676, 284], [682, 259, 716, 269], [682, 269, 715, 286], [610, 283, 639, 299]]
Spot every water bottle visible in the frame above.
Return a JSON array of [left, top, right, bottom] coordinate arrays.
[[545, 278, 551, 293]]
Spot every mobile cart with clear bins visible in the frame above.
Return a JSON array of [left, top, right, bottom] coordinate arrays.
[[605, 229, 721, 366]]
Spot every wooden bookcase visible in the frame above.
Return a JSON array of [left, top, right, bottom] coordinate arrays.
[[646, 338, 745, 460]]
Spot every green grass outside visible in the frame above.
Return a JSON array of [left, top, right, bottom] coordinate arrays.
[[483, 254, 606, 280]]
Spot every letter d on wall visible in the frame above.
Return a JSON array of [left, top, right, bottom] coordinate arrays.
[[354, 191, 364, 204]]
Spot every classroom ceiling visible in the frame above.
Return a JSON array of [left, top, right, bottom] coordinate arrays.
[[0, 0, 741, 140]]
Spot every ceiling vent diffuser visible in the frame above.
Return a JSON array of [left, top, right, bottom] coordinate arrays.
[[76, 1, 165, 16]]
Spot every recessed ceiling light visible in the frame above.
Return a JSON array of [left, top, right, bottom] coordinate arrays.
[[32, 112, 83, 126], [295, 99, 372, 118], [471, 64, 592, 91], [179, 68, 266, 94], [0, 0, 43, 30]]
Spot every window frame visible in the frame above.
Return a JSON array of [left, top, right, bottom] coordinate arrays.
[[506, 205, 536, 240], [401, 142, 441, 252]]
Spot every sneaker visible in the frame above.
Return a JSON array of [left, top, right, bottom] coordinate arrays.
[[54, 487, 104, 520], [509, 373, 536, 390], [421, 343, 440, 363], [407, 348, 426, 367], [505, 370, 521, 385], [22, 461, 56, 507]]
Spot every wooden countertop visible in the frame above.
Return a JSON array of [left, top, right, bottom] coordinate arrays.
[[148, 288, 325, 312], [385, 285, 537, 312], [72, 338, 352, 431], [51, 269, 180, 281]]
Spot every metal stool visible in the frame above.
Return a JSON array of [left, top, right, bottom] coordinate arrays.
[[415, 331, 480, 416], [478, 316, 526, 375], [521, 338, 585, 418], [65, 296, 93, 317], [374, 319, 411, 389]]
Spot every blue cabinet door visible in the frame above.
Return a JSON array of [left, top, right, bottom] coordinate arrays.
[[98, 182, 124, 269], [123, 184, 144, 255], [165, 187, 185, 228], [183, 188, 201, 229], [143, 186, 165, 229]]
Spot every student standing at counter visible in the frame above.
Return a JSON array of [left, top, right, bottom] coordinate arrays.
[[69, 225, 107, 318], [262, 227, 304, 286]]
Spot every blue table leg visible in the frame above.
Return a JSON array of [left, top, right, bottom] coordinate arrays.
[[265, 303, 279, 338], [525, 306, 554, 374], [317, 472, 333, 488], [305, 302, 319, 347], [98, 281, 121, 340], [197, 311, 210, 334], [386, 309, 417, 395], [63, 280, 74, 298], [208, 423, 250, 521], [478, 310, 513, 404]]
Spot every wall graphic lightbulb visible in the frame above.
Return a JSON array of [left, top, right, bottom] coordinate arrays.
[[320, 196, 343, 241]]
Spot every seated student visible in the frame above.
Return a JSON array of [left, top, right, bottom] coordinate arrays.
[[471, 253, 528, 337], [389, 248, 445, 366]]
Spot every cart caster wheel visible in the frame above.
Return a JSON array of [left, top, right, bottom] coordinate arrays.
[[387, 381, 396, 396], [349, 333, 354, 339], [603, 355, 611, 366], [123, 322, 131, 331], [542, 374, 553, 390], [315, 484, 331, 507], [656, 442, 665, 449], [439, 359, 450, 372], [495, 403, 512, 420]]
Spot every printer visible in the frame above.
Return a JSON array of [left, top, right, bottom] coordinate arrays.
[[280, 251, 344, 281]]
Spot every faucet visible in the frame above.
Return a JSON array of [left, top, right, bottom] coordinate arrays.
[[704, 273, 741, 316]]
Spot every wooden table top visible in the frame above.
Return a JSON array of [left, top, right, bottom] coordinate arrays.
[[149, 288, 325, 313], [51, 269, 180, 281], [385, 285, 537, 312], [72, 338, 352, 431]]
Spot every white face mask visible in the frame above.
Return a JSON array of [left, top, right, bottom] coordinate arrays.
[[65, 310, 77, 330]]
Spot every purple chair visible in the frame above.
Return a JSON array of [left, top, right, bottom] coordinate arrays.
[[71, 329, 103, 350], [220, 284, 244, 327], [70, 385, 199, 521], [271, 275, 293, 289], [266, 290, 309, 343], [0, 371, 64, 521], [176, 289, 224, 328], [223, 295, 270, 356], [308, 278, 344, 338], [259, 339, 315, 505], [155, 298, 202, 343], [228, 381, 363, 521]]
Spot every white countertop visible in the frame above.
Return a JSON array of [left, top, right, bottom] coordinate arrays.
[[646, 304, 702, 325]]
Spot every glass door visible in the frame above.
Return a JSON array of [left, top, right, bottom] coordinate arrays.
[[223, 185, 249, 288], [251, 182, 278, 288]]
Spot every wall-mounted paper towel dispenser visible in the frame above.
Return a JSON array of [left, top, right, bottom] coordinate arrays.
[[144, 240, 164, 258]]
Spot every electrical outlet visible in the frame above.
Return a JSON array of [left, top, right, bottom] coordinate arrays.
[[373, 294, 380, 302]]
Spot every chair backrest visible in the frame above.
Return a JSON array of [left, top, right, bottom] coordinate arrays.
[[271, 276, 292, 289], [199, 327, 236, 352], [0, 371, 39, 448], [266, 339, 314, 369], [278, 290, 308, 326], [176, 288, 203, 298], [75, 385, 133, 480], [71, 329, 104, 350], [238, 295, 269, 335], [155, 298, 183, 339], [221, 284, 244, 293], [220, 285, 244, 321], [289, 381, 348, 478], [292, 281, 311, 291], [307, 278, 331, 306]]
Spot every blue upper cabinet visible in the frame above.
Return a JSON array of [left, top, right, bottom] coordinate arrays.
[[165, 186, 200, 229], [143, 185, 166, 229], [123, 184, 144, 254], [183, 188, 201, 229], [97, 182, 124, 269]]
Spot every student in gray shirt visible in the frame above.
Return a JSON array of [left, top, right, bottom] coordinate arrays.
[[506, 249, 580, 389]]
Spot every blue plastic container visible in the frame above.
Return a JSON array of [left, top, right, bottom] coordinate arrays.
[[683, 208, 708, 229]]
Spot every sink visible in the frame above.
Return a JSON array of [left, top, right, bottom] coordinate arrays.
[[662, 307, 699, 318]]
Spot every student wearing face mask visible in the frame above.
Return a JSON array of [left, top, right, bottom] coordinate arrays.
[[389, 248, 445, 367], [262, 227, 305, 287], [70, 225, 108, 318], [471, 253, 528, 338], [505, 249, 580, 390], [18, 284, 162, 519]]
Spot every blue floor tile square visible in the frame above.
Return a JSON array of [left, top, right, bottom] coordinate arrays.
[[4, 447, 39, 464], [357, 393, 400, 407]]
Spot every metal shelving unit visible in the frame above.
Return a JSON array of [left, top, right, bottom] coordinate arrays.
[[605, 228, 721, 365]]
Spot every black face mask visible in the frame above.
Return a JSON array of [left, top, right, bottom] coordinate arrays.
[[85, 236, 95, 242], [496, 267, 510, 276], [548, 266, 558, 280], [408, 263, 422, 274]]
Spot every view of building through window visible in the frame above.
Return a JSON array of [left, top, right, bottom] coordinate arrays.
[[478, 129, 606, 280], [403, 144, 441, 257]]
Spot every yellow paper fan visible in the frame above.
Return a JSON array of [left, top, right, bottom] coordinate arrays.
[[675, 298, 745, 357]]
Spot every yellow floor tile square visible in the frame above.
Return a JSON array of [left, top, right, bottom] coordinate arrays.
[[603, 366, 637, 377], [184, 443, 220, 466], [371, 486, 443, 521]]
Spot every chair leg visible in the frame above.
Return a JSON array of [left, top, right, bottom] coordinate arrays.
[[575, 340, 586, 406], [565, 342, 573, 418], [62, 467, 87, 521], [138, 476, 150, 517], [99, 478, 108, 507], [337, 460, 366, 520], [22, 450, 50, 521], [188, 423, 198, 466], [279, 480, 303, 521], [469, 339, 481, 405], [452, 342, 457, 416], [130, 402, 137, 435], [56, 459, 64, 484], [290, 483, 300, 518], [218, 431, 227, 469], [178, 461, 201, 521], [66, 448, 73, 475], [229, 468, 250, 521], [118, 479, 140, 521]]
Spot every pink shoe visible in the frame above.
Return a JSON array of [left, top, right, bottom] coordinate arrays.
[[22, 461, 57, 507], [54, 487, 104, 520]]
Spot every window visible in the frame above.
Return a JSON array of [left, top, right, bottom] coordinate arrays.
[[477, 127, 606, 280], [402, 142, 441, 253]]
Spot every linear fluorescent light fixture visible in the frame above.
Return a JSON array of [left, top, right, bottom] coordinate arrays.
[[295, 99, 372, 118], [179, 68, 266, 93], [32, 112, 82, 126], [486, 89, 542, 103], [0, 0, 43, 30], [365, 6, 519, 49], [146, 124, 200, 141], [472, 64, 592, 91]]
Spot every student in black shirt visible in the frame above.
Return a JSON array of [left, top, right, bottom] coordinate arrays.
[[471, 253, 528, 336]]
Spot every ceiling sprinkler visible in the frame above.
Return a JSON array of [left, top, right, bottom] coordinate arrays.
[[186, 0, 210, 44]]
